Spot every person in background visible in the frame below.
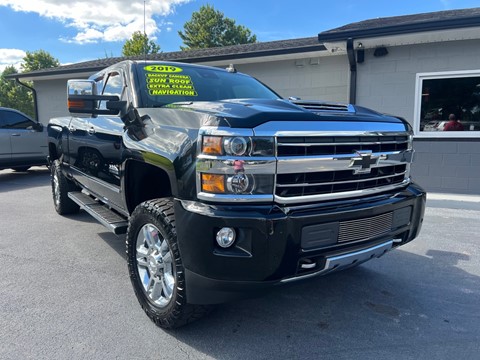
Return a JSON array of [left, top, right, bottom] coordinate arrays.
[[443, 113, 464, 131]]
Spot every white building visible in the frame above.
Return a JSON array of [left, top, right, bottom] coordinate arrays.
[[9, 7, 480, 194]]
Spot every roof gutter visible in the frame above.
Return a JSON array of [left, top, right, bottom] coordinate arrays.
[[6, 43, 328, 81], [15, 78, 39, 122], [346, 38, 356, 105], [317, 15, 480, 42]]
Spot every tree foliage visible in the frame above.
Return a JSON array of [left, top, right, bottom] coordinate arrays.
[[122, 31, 161, 56], [21, 50, 60, 73], [178, 5, 257, 50], [0, 66, 34, 118], [1, 50, 59, 119]]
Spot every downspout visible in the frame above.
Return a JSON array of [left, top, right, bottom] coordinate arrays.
[[346, 37, 357, 105], [15, 78, 39, 122]]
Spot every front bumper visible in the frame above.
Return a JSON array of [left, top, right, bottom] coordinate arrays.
[[175, 183, 426, 304]]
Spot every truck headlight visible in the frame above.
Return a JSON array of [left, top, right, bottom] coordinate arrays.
[[202, 136, 274, 157], [197, 130, 275, 202], [201, 173, 274, 195], [224, 136, 248, 156]]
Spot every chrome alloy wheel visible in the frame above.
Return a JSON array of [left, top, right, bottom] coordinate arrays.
[[135, 223, 175, 308], [53, 171, 61, 207]]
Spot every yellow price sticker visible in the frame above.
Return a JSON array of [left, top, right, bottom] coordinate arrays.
[[144, 65, 183, 73]]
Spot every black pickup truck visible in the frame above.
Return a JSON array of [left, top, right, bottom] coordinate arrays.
[[48, 60, 426, 328]]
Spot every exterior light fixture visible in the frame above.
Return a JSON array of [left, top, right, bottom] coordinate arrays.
[[216, 227, 236, 248]]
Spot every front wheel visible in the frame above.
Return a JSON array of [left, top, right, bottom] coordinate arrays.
[[126, 199, 211, 329], [51, 160, 80, 215]]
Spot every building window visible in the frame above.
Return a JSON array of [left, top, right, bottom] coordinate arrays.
[[414, 70, 480, 137]]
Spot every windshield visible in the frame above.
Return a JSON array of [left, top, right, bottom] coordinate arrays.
[[135, 63, 279, 107]]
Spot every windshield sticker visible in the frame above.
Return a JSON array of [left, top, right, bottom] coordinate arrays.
[[145, 66, 198, 97], [144, 65, 183, 73]]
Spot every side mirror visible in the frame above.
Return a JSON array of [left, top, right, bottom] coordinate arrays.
[[67, 80, 126, 115], [33, 122, 43, 132]]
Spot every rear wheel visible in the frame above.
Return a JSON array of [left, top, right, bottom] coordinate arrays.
[[51, 160, 80, 215], [126, 198, 211, 329]]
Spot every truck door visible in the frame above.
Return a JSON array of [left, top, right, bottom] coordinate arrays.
[[70, 71, 126, 211]]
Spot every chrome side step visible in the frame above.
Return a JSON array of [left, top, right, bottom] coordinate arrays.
[[68, 191, 128, 235], [282, 240, 394, 283]]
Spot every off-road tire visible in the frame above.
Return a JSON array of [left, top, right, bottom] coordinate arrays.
[[51, 160, 80, 215], [126, 198, 211, 329]]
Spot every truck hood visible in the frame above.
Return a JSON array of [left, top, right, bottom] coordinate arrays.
[[155, 99, 408, 129]]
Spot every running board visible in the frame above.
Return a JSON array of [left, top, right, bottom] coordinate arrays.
[[68, 191, 128, 235]]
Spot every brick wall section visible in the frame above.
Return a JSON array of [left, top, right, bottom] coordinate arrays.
[[412, 139, 480, 194]]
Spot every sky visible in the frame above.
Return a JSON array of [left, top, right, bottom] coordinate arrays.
[[1, 0, 479, 72]]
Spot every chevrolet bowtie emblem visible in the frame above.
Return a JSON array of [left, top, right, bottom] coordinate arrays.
[[349, 151, 379, 174]]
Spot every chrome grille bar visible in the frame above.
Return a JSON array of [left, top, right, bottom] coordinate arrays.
[[276, 170, 407, 188], [338, 212, 393, 242], [273, 132, 412, 204]]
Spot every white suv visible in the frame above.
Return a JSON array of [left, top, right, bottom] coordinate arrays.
[[0, 107, 48, 171]]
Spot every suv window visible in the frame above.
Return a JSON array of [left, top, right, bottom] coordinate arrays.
[[0, 109, 34, 129]]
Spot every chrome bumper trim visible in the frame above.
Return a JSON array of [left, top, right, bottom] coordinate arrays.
[[281, 240, 394, 283]]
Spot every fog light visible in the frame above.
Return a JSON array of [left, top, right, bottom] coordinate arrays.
[[216, 227, 236, 248]]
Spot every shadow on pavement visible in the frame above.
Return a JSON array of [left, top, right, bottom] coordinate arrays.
[[163, 248, 480, 359], [0, 167, 50, 193]]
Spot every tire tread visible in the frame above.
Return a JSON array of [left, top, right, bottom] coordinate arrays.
[[126, 198, 211, 329]]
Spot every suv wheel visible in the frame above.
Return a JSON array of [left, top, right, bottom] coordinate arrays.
[[126, 199, 210, 329]]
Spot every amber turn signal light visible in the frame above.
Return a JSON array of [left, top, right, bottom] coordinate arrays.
[[201, 174, 225, 193], [202, 136, 223, 155]]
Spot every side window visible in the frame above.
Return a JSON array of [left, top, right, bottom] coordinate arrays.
[[0, 111, 6, 128], [99, 72, 123, 110], [1, 110, 34, 129]]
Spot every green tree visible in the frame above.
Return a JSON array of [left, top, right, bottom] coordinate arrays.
[[0, 50, 59, 118], [122, 31, 161, 56], [21, 49, 60, 72], [0, 65, 34, 118], [178, 5, 257, 50]]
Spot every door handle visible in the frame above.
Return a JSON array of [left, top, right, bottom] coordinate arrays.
[[87, 127, 95, 135], [11, 133, 20, 137]]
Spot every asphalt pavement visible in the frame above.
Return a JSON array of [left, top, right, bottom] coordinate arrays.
[[1, 167, 479, 360]]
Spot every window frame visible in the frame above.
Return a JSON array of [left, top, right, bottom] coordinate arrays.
[[413, 69, 480, 138], [0, 109, 35, 129]]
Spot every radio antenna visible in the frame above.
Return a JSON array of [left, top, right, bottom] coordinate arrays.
[[143, 0, 147, 62]]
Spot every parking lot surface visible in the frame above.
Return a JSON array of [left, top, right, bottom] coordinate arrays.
[[1, 167, 479, 360]]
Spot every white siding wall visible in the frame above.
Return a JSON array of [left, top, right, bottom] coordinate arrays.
[[232, 56, 349, 102], [34, 79, 69, 125], [356, 39, 480, 123]]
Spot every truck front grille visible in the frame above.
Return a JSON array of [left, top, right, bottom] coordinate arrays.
[[274, 134, 412, 204], [277, 136, 409, 156], [338, 212, 393, 243]]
